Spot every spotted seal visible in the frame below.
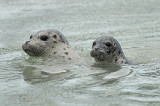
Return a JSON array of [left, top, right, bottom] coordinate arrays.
[[90, 36, 129, 65], [22, 29, 81, 62]]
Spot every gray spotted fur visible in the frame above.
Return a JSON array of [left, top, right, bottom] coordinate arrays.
[[90, 36, 129, 64], [22, 29, 81, 63]]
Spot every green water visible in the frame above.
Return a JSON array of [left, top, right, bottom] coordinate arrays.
[[0, 0, 160, 106]]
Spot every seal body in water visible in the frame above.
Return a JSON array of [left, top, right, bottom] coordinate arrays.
[[90, 36, 129, 65], [22, 29, 81, 62]]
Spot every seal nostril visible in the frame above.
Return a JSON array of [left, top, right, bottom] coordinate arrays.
[[95, 48, 99, 51]]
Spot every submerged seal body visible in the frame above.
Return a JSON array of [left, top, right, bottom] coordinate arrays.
[[22, 29, 81, 62], [90, 36, 129, 65]]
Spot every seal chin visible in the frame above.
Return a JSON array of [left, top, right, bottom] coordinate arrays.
[[24, 49, 36, 56], [95, 56, 106, 61]]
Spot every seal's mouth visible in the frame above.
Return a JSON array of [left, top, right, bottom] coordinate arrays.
[[90, 49, 112, 62], [23, 48, 46, 56], [22, 44, 44, 56], [93, 54, 108, 61], [95, 55, 106, 61], [91, 50, 106, 61], [24, 49, 36, 56], [22, 44, 35, 56], [94, 55, 113, 62]]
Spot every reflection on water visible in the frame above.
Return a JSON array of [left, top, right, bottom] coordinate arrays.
[[0, 0, 160, 106], [22, 58, 125, 84], [23, 66, 72, 84]]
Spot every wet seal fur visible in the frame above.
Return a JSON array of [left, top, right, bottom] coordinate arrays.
[[90, 36, 129, 65], [22, 29, 81, 62]]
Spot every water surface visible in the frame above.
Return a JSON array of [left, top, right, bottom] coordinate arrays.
[[0, 0, 160, 106]]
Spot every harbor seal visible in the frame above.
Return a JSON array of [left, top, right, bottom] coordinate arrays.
[[22, 29, 81, 62], [90, 36, 129, 65]]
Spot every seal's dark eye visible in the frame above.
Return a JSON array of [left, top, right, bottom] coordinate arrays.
[[40, 36, 48, 41], [92, 42, 96, 47], [53, 35, 57, 38], [105, 42, 112, 47]]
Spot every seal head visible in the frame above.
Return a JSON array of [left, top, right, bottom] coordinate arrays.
[[22, 29, 69, 56], [90, 36, 128, 64]]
